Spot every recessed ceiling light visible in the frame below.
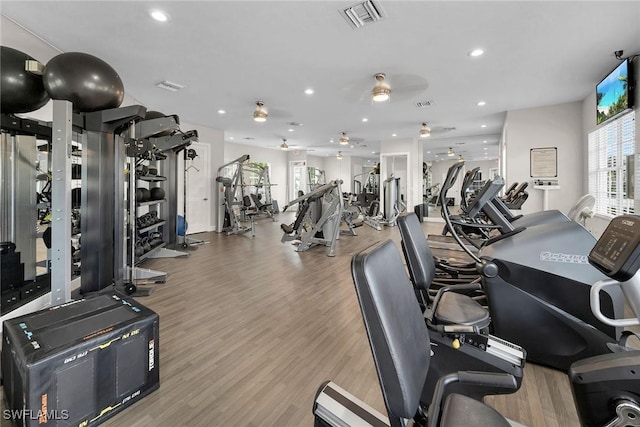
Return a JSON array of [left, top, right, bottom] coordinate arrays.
[[426, 151, 431, 154], [229, 137, 234, 140], [362, 118, 368, 122], [468, 48, 484, 57], [305, 88, 314, 95], [480, 124, 487, 128], [217, 109, 226, 114], [288, 128, 294, 132], [371, 151, 376, 154], [392, 133, 397, 137], [476, 101, 486, 106], [350, 145, 354, 148], [483, 140, 487, 143], [150, 10, 169, 22], [435, 154, 439, 157], [484, 147, 488, 150], [330, 139, 334, 143]]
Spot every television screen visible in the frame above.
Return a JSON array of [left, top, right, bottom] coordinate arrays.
[[596, 59, 633, 125]]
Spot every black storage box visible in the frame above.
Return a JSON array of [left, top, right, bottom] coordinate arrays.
[[2, 294, 159, 426]]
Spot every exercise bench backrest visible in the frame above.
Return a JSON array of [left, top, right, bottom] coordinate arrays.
[[397, 213, 436, 292], [351, 240, 430, 425]]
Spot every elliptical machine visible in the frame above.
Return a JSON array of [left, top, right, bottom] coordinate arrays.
[[569, 214, 640, 427], [441, 161, 625, 371]]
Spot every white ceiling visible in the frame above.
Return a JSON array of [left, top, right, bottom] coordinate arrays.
[[2, 1, 639, 163]]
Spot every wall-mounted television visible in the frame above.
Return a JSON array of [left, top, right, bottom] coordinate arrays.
[[596, 58, 634, 125]]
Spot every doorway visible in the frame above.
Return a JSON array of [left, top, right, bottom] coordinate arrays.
[[182, 141, 211, 234], [290, 160, 307, 202]]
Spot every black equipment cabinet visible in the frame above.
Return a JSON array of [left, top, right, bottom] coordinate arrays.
[[2, 294, 159, 426]]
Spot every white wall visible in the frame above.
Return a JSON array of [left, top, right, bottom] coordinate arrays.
[[503, 101, 583, 215], [324, 155, 352, 193]]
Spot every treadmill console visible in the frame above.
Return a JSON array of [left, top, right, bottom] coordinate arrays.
[[589, 215, 640, 282]]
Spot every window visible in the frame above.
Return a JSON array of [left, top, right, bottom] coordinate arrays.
[[588, 111, 636, 216]]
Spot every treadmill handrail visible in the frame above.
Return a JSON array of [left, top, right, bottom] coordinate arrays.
[[591, 276, 640, 327]]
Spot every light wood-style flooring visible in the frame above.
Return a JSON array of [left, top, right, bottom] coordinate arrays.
[[1, 214, 581, 426]]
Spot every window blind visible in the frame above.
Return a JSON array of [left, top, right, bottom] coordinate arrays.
[[588, 111, 636, 216]]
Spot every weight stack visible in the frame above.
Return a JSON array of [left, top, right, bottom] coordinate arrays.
[[2, 294, 159, 426]]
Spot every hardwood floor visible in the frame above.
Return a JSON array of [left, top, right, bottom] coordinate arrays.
[[1, 214, 581, 427]]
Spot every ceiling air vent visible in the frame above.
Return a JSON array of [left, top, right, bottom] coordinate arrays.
[[340, 0, 386, 29], [156, 80, 185, 92], [416, 100, 434, 108]]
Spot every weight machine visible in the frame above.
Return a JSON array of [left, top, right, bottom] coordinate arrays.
[[216, 154, 254, 235], [280, 180, 344, 257], [243, 162, 277, 220]]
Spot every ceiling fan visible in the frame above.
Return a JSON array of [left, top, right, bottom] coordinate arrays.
[[341, 72, 429, 103]]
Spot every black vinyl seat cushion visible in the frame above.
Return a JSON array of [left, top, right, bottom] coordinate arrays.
[[434, 292, 490, 328], [440, 393, 510, 427]]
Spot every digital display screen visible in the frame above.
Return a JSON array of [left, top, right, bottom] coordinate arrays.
[[591, 230, 630, 270], [589, 216, 640, 280]]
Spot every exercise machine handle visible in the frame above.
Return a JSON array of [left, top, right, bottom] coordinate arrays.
[[591, 278, 640, 327]]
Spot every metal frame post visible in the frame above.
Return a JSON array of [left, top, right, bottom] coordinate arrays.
[[50, 100, 73, 305]]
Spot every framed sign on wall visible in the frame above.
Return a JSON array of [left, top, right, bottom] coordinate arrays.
[[530, 147, 557, 177]]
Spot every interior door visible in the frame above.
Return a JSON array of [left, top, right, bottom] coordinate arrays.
[[290, 161, 306, 202], [184, 141, 211, 234]]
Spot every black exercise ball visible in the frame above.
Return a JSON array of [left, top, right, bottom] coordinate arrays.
[[141, 188, 151, 202], [0, 46, 50, 113], [136, 187, 151, 203], [150, 187, 165, 201], [43, 52, 124, 112], [145, 110, 173, 137]]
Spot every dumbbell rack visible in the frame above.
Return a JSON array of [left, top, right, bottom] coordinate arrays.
[[136, 172, 167, 261], [126, 157, 186, 286]]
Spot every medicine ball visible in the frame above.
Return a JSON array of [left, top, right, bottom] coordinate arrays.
[[145, 110, 173, 137], [0, 46, 50, 114], [136, 188, 150, 203], [150, 187, 165, 201], [135, 188, 145, 203], [43, 52, 124, 112]]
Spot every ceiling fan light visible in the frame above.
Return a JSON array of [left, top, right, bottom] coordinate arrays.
[[253, 101, 268, 122], [337, 151, 343, 160], [447, 147, 454, 156], [371, 73, 391, 102], [280, 139, 288, 150], [339, 132, 349, 145], [419, 122, 431, 138]]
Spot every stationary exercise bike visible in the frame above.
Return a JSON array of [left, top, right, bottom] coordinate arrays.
[[569, 214, 640, 427], [314, 239, 525, 427]]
